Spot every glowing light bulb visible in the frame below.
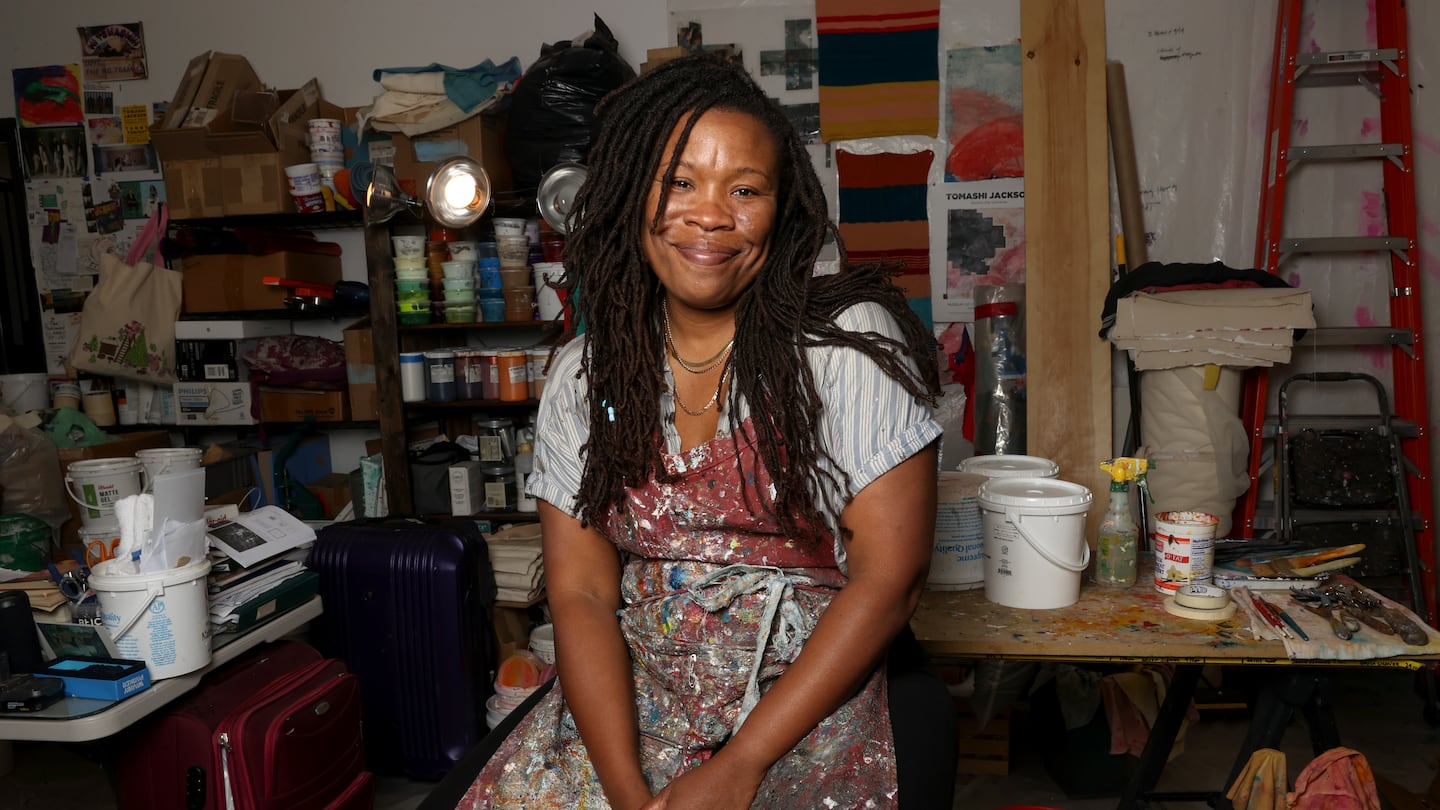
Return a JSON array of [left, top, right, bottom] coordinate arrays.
[[442, 173, 478, 209]]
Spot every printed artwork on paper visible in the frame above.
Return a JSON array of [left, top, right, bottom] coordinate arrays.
[[944, 45, 1022, 182], [13, 65, 84, 127], [77, 23, 148, 82], [19, 126, 87, 179]]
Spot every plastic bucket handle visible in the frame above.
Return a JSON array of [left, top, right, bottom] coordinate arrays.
[[109, 579, 165, 640], [1004, 508, 1091, 572]]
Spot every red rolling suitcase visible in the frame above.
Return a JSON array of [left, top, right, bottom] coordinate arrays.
[[117, 640, 373, 810], [310, 518, 497, 781]]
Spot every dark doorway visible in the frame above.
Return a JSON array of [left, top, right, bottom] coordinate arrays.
[[0, 118, 45, 373]]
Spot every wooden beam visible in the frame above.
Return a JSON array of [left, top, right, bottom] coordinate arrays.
[[364, 220, 412, 514], [1021, 0, 1111, 544]]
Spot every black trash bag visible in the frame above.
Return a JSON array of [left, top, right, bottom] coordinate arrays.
[[506, 14, 636, 193]]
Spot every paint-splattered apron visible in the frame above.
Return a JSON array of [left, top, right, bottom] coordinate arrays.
[[461, 419, 897, 808]]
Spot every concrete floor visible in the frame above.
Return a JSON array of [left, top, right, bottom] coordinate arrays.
[[1, 668, 1435, 809]]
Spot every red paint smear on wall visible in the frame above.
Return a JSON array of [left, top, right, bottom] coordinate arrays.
[[1361, 117, 1380, 138], [1359, 191, 1385, 236], [1354, 306, 1390, 368]]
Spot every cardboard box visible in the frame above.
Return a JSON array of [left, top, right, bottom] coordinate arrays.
[[342, 319, 377, 421], [174, 382, 256, 426], [449, 461, 484, 517], [210, 80, 345, 215], [181, 251, 342, 314], [307, 472, 354, 518], [389, 114, 509, 198], [33, 657, 151, 702], [176, 339, 251, 382], [151, 52, 264, 218], [258, 387, 350, 423]]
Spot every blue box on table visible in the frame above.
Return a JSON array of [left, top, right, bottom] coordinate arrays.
[[32, 657, 151, 702]]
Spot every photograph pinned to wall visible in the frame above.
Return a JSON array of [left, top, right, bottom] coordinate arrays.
[[93, 199, 124, 234], [151, 100, 168, 124], [93, 142, 156, 174], [41, 312, 82, 375], [139, 180, 166, 216], [759, 19, 818, 92], [87, 116, 124, 146], [13, 65, 84, 126], [19, 125, 87, 179], [76, 22, 148, 82], [944, 44, 1022, 182], [84, 87, 115, 116], [120, 104, 150, 144], [117, 181, 145, 219]]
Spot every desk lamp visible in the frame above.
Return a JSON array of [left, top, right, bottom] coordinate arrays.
[[363, 156, 493, 228]]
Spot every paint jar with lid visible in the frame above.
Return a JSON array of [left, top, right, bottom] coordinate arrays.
[[481, 463, 517, 511], [475, 417, 516, 463], [479, 349, 501, 400], [525, 347, 551, 400], [424, 349, 457, 402], [400, 352, 426, 402], [454, 348, 485, 400], [496, 350, 529, 402]]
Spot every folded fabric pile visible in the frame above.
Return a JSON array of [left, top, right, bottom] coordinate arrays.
[[1109, 288, 1315, 371], [487, 524, 543, 604], [361, 58, 522, 137]]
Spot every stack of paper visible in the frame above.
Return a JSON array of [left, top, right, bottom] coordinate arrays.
[[1110, 288, 1315, 370], [206, 506, 318, 632], [487, 524, 544, 604]]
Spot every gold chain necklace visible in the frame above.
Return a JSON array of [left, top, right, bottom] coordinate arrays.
[[663, 299, 735, 374], [672, 362, 731, 417]]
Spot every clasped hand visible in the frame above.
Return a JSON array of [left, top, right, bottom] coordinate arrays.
[[638, 752, 764, 810]]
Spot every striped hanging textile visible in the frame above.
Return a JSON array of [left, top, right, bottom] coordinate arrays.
[[837, 150, 932, 300], [816, 0, 940, 141]]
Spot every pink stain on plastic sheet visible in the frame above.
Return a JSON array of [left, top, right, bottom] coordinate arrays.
[[1423, 216, 1440, 237], [1361, 117, 1380, 138], [1359, 191, 1385, 236], [1295, 118, 1310, 137], [1354, 306, 1390, 369], [1366, 0, 1378, 46], [1301, 13, 1321, 53], [1287, 271, 1302, 287], [1417, 130, 1440, 156]]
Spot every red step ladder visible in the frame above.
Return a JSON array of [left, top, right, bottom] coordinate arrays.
[[1234, 0, 1435, 622]]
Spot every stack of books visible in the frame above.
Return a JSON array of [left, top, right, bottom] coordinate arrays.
[[486, 524, 544, 604]]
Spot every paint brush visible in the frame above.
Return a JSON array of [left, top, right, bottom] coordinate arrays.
[[1259, 596, 1310, 641], [1247, 590, 1291, 639]]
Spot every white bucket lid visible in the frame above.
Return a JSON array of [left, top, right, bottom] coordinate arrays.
[[978, 477, 1092, 513], [959, 454, 1060, 478]]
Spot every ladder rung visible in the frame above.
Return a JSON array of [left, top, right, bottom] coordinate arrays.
[[1261, 415, 1419, 438], [1295, 326, 1413, 348], [1280, 236, 1411, 254], [1295, 48, 1398, 66], [1287, 143, 1405, 165], [1295, 66, 1385, 88], [1288, 507, 1422, 526]]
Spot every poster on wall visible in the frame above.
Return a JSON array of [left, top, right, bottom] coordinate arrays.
[[927, 44, 1025, 322], [12, 65, 84, 127], [76, 23, 148, 82]]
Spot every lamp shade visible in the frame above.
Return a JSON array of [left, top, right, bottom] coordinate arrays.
[[363, 163, 420, 225]]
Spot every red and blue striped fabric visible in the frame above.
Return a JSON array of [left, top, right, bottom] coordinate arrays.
[[817, 0, 940, 141], [837, 150, 933, 300]]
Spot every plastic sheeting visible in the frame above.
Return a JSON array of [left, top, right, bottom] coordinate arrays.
[[1139, 366, 1250, 537], [973, 284, 1025, 455]]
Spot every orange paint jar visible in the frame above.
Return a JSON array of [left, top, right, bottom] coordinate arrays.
[[495, 350, 529, 402]]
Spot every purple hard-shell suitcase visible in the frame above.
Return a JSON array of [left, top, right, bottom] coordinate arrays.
[[310, 518, 497, 781]]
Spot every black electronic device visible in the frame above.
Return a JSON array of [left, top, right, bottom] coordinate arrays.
[[0, 591, 44, 674], [0, 671, 65, 712]]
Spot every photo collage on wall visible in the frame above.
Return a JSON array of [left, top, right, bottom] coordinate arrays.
[[13, 20, 167, 374]]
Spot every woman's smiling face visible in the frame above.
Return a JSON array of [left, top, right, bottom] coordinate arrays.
[[642, 108, 780, 316]]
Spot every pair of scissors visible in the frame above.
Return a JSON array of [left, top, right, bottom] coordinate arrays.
[[85, 535, 120, 567]]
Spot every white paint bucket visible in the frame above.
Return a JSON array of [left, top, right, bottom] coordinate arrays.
[[65, 457, 144, 529], [0, 373, 51, 414], [528, 623, 556, 665], [927, 472, 988, 591], [959, 454, 1060, 479], [135, 447, 203, 487], [1152, 510, 1218, 593], [89, 557, 212, 679], [978, 477, 1093, 609]]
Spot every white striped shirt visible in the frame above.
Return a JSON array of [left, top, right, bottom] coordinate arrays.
[[527, 301, 941, 558]]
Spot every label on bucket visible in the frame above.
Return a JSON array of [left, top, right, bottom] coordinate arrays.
[[1152, 511, 1218, 593], [929, 495, 984, 588]]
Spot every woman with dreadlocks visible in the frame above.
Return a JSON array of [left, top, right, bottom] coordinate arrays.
[[448, 54, 952, 809]]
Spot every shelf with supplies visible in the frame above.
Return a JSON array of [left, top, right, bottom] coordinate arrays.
[[170, 209, 364, 231], [405, 398, 542, 410]]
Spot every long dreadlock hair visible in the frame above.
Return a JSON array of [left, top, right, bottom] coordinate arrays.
[[557, 53, 940, 536]]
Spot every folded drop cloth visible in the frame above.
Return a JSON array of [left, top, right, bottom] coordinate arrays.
[[1111, 287, 1316, 370], [360, 57, 522, 137]]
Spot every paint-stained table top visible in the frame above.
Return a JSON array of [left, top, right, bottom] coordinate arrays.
[[911, 585, 1291, 664]]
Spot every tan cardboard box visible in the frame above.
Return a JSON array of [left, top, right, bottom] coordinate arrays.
[[389, 114, 510, 197], [258, 387, 351, 423], [151, 52, 264, 218], [209, 80, 345, 215], [181, 251, 342, 313], [342, 318, 378, 421]]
